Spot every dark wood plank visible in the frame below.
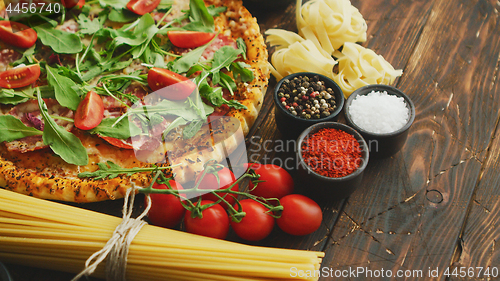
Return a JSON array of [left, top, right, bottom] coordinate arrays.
[[321, 0, 500, 279]]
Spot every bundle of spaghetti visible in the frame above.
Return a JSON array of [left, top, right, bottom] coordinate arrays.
[[0, 188, 324, 281]]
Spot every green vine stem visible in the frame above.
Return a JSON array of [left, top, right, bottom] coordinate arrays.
[[138, 162, 284, 222]]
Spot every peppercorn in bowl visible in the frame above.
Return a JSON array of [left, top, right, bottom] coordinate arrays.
[[273, 72, 344, 139], [296, 122, 369, 201], [344, 84, 415, 158]]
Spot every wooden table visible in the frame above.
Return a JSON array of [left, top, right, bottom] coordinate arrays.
[[4, 0, 500, 280]]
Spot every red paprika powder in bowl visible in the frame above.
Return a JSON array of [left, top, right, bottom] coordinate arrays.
[[296, 122, 369, 201]]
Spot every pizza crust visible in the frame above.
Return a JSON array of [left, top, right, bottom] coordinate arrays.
[[0, 0, 269, 202]]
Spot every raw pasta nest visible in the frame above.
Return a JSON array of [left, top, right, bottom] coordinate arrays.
[[297, 0, 367, 54], [265, 0, 402, 97]]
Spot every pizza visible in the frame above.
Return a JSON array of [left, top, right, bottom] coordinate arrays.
[[0, 0, 269, 202]]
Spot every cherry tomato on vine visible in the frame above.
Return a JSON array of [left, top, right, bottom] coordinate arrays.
[[74, 91, 104, 130], [246, 163, 294, 199], [0, 21, 37, 48], [230, 199, 275, 241], [126, 0, 161, 15], [276, 194, 322, 236], [146, 181, 186, 229], [147, 68, 196, 100], [0, 64, 40, 89], [184, 200, 230, 239], [196, 167, 239, 208], [167, 31, 215, 49]]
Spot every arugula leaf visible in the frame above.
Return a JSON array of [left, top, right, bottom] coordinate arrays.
[[0, 89, 31, 105], [157, 0, 173, 10], [0, 86, 54, 105], [90, 117, 141, 139], [34, 23, 83, 54], [78, 161, 171, 180], [236, 37, 247, 60], [78, 14, 102, 35], [46, 65, 81, 111], [78, 161, 135, 180], [189, 0, 214, 31], [219, 71, 237, 93], [12, 45, 35, 66], [109, 9, 138, 22], [211, 46, 243, 74], [230, 61, 254, 82], [110, 14, 159, 59], [99, 0, 128, 9], [171, 44, 209, 73], [37, 90, 89, 166], [183, 119, 204, 139], [224, 99, 247, 110], [132, 99, 202, 121], [207, 5, 227, 17], [163, 116, 188, 136], [0, 115, 43, 142]]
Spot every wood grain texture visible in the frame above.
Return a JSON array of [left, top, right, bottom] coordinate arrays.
[[321, 0, 500, 280]]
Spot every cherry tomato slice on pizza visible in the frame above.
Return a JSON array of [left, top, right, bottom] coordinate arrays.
[[0, 21, 37, 49], [74, 91, 104, 130], [0, 64, 40, 89], [99, 136, 134, 149], [147, 68, 196, 100], [61, 0, 79, 8], [126, 0, 161, 15], [167, 31, 216, 49]]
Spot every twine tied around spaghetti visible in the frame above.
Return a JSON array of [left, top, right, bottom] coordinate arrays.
[[72, 183, 152, 281]]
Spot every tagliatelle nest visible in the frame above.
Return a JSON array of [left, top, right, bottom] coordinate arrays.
[[266, 0, 403, 97]]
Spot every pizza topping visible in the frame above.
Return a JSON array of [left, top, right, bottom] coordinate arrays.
[[201, 34, 237, 61], [0, 64, 40, 89], [2, 99, 74, 152], [127, 0, 161, 15], [36, 90, 89, 166], [147, 67, 196, 100], [0, 21, 38, 49], [0, 0, 257, 167], [74, 91, 105, 130], [25, 112, 44, 131], [168, 31, 216, 49], [0, 48, 21, 72]]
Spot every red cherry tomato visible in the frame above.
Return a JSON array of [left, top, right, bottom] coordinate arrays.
[[0, 64, 40, 89], [61, 0, 79, 8], [230, 199, 275, 241], [99, 136, 134, 149], [74, 91, 104, 130], [126, 0, 161, 15], [147, 68, 196, 100], [0, 21, 37, 48], [76, 0, 86, 8], [167, 31, 216, 49], [246, 164, 294, 199], [196, 167, 239, 208], [146, 181, 186, 229], [184, 200, 230, 239], [276, 194, 322, 236]]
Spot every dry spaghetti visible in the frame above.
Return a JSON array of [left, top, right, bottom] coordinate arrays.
[[0, 188, 324, 281]]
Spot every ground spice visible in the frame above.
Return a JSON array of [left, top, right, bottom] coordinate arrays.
[[301, 128, 362, 178]]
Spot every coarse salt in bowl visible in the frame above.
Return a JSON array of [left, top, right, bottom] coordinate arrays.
[[344, 84, 415, 158]]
